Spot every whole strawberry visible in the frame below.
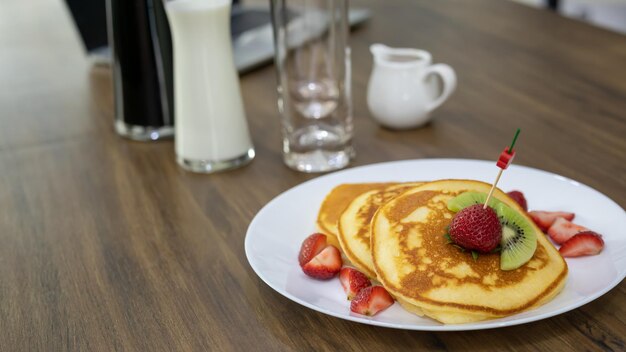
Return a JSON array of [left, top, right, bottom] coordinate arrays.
[[449, 204, 502, 252]]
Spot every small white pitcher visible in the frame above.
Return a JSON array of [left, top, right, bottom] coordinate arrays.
[[367, 44, 457, 129]]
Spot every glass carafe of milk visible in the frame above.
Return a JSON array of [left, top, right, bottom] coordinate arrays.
[[165, 0, 254, 173]]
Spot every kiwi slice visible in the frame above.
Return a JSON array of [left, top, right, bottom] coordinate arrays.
[[447, 192, 538, 270], [495, 203, 537, 270], [447, 191, 501, 212]]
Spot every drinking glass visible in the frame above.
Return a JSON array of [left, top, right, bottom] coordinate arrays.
[[164, 0, 255, 173], [107, 0, 175, 141], [270, 0, 353, 173]]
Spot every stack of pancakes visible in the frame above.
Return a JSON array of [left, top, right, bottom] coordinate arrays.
[[316, 179, 568, 324]]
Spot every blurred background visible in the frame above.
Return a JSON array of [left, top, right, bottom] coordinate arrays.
[[60, 0, 626, 67], [513, 0, 626, 34]]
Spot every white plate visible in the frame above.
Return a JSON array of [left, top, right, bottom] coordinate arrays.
[[244, 159, 626, 331]]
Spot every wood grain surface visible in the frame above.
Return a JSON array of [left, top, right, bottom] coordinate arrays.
[[1, 0, 625, 350]]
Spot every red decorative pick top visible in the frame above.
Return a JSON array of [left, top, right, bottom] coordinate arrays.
[[484, 128, 521, 209], [496, 147, 516, 169]]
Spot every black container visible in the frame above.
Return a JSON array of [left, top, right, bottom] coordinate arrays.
[[106, 0, 174, 140]]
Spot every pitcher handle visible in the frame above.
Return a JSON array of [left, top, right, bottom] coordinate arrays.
[[422, 64, 457, 112]]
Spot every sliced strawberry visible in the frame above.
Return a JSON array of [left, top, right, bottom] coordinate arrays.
[[301, 245, 342, 280], [529, 211, 576, 232], [298, 233, 327, 267], [339, 267, 371, 300], [547, 217, 589, 244], [559, 231, 604, 257], [350, 286, 394, 316], [507, 190, 528, 211]]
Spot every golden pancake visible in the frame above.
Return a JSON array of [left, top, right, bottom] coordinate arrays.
[[337, 183, 423, 278], [371, 179, 568, 324], [316, 183, 393, 247]]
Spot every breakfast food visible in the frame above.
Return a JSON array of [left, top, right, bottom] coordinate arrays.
[[506, 190, 528, 211], [447, 204, 502, 253], [337, 183, 422, 278], [317, 183, 393, 247], [446, 191, 500, 211], [558, 231, 604, 257], [370, 180, 567, 323], [301, 175, 606, 323], [494, 203, 538, 270], [547, 218, 589, 244], [339, 267, 371, 300], [445, 191, 538, 269], [298, 233, 327, 266], [301, 246, 342, 279], [299, 233, 343, 279], [350, 286, 394, 316], [528, 211, 575, 231], [528, 210, 603, 257]]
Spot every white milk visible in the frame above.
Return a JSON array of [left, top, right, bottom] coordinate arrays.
[[166, 0, 253, 162]]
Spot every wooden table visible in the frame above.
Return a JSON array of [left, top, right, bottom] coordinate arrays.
[[1, 0, 625, 350]]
